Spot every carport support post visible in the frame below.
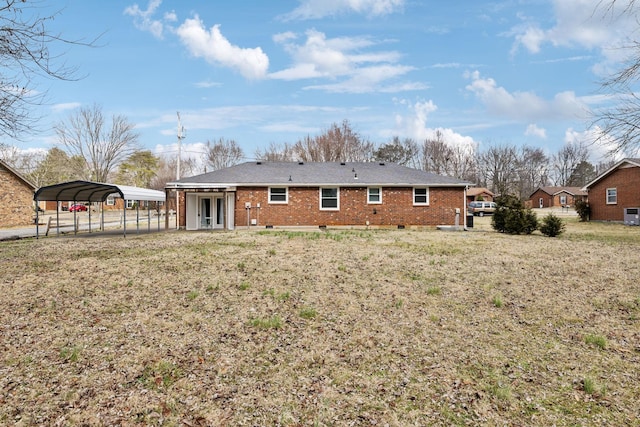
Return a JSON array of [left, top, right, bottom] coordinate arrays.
[[164, 189, 169, 230], [136, 201, 140, 234], [35, 205, 39, 239], [73, 201, 77, 235], [88, 204, 92, 233], [123, 201, 127, 238]]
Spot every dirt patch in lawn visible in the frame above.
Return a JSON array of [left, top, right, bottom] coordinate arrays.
[[1, 219, 639, 426]]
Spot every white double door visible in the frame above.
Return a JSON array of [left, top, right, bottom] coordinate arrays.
[[186, 194, 226, 230]]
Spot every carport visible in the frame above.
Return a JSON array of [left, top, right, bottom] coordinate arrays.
[[33, 180, 166, 238]]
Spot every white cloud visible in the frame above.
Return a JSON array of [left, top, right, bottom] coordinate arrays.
[[51, 102, 82, 113], [124, 0, 166, 39], [525, 124, 547, 139], [304, 64, 424, 93], [281, 0, 404, 21], [565, 126, 626, 162], [194, 80, 222, 88], [176, 16, 269, 80], [465, 70, 588, 121], [509, 0, 637, 67], [270, 29, 422, 93], [391, 100, 477, 151]]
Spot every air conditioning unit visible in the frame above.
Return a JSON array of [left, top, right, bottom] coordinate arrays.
[[624, 208, 640, 225]]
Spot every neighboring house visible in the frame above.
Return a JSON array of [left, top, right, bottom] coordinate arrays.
[[165, 161, 471, 230], [583, 158, 640, 222], [529, 186, 587, 209], [0, 158, 37, 227], [466, 187, 494, 204]]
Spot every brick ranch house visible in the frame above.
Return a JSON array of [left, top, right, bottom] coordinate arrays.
[[165, 161, 472, 230], [0, 158, 37, 227], [466, 187, 494, 204], [583, 158, 640, 222], [529, 186, 587, 209]]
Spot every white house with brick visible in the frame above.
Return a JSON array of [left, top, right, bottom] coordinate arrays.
[[0, 158, 37, 227], [165, 161, 471, 230]]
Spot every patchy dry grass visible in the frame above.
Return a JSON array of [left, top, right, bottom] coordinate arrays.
[[1, 218, 640, 426]]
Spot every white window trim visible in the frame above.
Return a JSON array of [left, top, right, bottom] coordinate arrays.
[[268, 187, 288, 204], [413, 187, 429, 205], [106, 196, 115, 206], [367, 187, 382, 204], [560, 195, 567, 205], [320, 187, 340, 211], [606, 188, 617, 205]]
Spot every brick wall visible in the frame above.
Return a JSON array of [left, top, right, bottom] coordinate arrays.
[[0, 165, 35, 227], [589, 166, 640, 221], [530, 189, 551, 208], [234, 186, 465, 227]]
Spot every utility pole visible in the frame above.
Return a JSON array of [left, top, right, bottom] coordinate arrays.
[[176, 112, 186, 180], [175, 112, 186, 230]]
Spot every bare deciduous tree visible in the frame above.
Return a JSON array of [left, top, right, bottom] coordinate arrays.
[[479, 144, 519, 196], [152, 156, 198, 190], [205, 138, 244, 171], [254, 142, 295, 162], [417, 130, 476, 180], [0, 0, 95, 139], [551, 142, 589, 186], [293, 120, 375, 162], [592, 0, 640, 155], [0, 142, 45, 179], [55, 104, 139, 182], [419, 130, 451, 175], [514, 146, 549, 200]]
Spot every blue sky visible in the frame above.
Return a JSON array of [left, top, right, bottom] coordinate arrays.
[[18, 0, 638, 166]]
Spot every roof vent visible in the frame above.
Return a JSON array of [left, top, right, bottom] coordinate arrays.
[[257, 161, 262, 165], [298, 161, 304, 165], [379, 162, 385, 166], [340, 162, 346, 166]]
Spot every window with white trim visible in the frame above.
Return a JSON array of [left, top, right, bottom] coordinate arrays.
[[106, 196, 115, 206], [367, 187, 382, 204], [269, 187, 288, 203], [606, 188, 617, 204], [413, 187, 429, 205], [126, 199, 134, 209], [320, 187, 339, 210], [560, 195, 567, 205]]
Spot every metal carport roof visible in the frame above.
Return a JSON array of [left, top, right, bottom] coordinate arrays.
[[34, 180, 165, 203], [33, 181, 166, 238]]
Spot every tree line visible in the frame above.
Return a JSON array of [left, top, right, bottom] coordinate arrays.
[[0, 112, 616, 201]]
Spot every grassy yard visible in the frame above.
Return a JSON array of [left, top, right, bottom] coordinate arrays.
[[1, 218, 639, 426]]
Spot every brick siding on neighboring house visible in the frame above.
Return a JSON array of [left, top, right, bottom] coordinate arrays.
[[234, 186, 465, 227], [530, 188, 552, 208], [0, 161, 36, 227], [588, 165, 640, 221], [529, 187, 586, 209]]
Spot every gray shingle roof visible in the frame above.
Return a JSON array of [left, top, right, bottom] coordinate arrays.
[[167, 161, 470, 187]]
